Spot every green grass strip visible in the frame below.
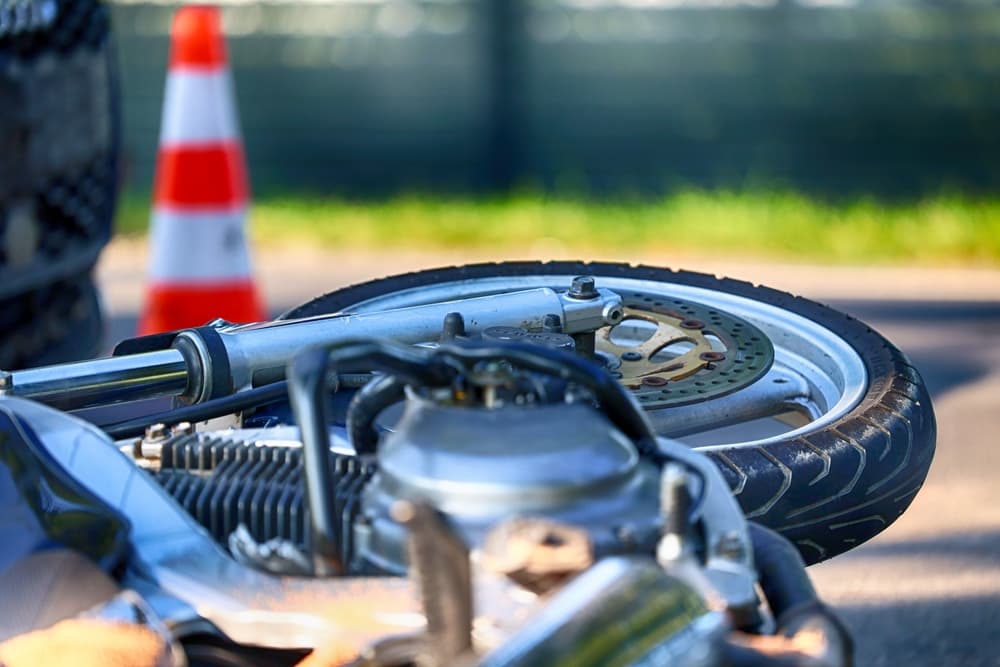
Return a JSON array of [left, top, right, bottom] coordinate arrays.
[[116, 190, 1000, 266]]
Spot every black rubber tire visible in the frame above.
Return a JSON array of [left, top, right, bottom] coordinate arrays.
[[282, 262, 936, 564], [0, 269, 103, 370], [1, 0, 118, 368]]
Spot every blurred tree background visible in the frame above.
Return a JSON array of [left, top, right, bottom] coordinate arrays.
[[110, 0, 1000, 263]]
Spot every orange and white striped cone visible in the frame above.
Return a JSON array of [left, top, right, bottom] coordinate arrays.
[[137, 5, 265, 335]]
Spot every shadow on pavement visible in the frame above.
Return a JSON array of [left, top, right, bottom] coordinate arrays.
[[830, 300, 1000, 324], [835, 593, 1000, 667], [828, 299, 1000, 398], [818, 527, 1000, 667], [903, 355, 990, 398], [843, 529, 1000, 563]]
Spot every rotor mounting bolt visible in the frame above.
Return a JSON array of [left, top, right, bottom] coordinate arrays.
[[621, 351, 643, 362], [568, 275, 598, 300], [680, 319, 705, 330], [699, 351, 726, 362], [641, 376, 668, 387]]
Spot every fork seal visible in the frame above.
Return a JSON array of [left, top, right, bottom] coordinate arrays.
[[172, 327, 233, 404]]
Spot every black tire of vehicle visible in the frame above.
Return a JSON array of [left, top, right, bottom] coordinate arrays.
[[282, 262, 936, 564], [1, 0, 118, 368], [0, 270, 103, 370]]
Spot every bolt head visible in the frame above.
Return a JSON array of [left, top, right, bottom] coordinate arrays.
[[568, 275, 598, 299], [542, 313, 563, 333]]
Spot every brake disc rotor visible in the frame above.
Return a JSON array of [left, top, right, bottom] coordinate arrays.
[[596, 293, 774, 408]]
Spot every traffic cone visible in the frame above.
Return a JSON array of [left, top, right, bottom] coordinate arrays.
[[138, 5, 265, 335]]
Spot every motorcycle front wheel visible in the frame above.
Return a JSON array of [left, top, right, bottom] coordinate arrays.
[[283, 262, 935, 563]]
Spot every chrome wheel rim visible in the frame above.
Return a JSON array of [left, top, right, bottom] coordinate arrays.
[[340, 275, 868, 450]]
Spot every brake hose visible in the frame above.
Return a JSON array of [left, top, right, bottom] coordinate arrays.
[[99, 381, 292, 440]]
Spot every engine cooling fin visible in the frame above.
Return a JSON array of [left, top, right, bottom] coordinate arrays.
[[154, 434, 374, 567]]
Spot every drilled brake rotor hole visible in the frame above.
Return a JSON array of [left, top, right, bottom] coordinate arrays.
[[607, 318, 658, 347]]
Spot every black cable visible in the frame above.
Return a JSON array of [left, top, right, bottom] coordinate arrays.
[[346, 374, 407, 455], [747, 522, 819, 619], [288, 346, 345, 575], [432, 341, 661, 453], [100, 380, 291, 440], [720, 524, 853, 667], [323, 338, 681, 471]]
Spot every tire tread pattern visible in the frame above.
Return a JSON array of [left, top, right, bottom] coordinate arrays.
[[282, 261, 936, 564]]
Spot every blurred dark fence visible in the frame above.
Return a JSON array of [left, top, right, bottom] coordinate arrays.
[[112, 0, 1000, 197]]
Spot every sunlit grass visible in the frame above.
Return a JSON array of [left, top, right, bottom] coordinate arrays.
[[115, 190, 1000, 265]]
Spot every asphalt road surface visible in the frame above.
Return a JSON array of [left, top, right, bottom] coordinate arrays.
[[98, 243, 1000, 666]]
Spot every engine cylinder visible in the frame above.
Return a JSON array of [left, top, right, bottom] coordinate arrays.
[[354, 396, 662, 574]]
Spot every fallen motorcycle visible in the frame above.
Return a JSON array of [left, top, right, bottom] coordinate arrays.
[[0, 262, 935, 667]]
